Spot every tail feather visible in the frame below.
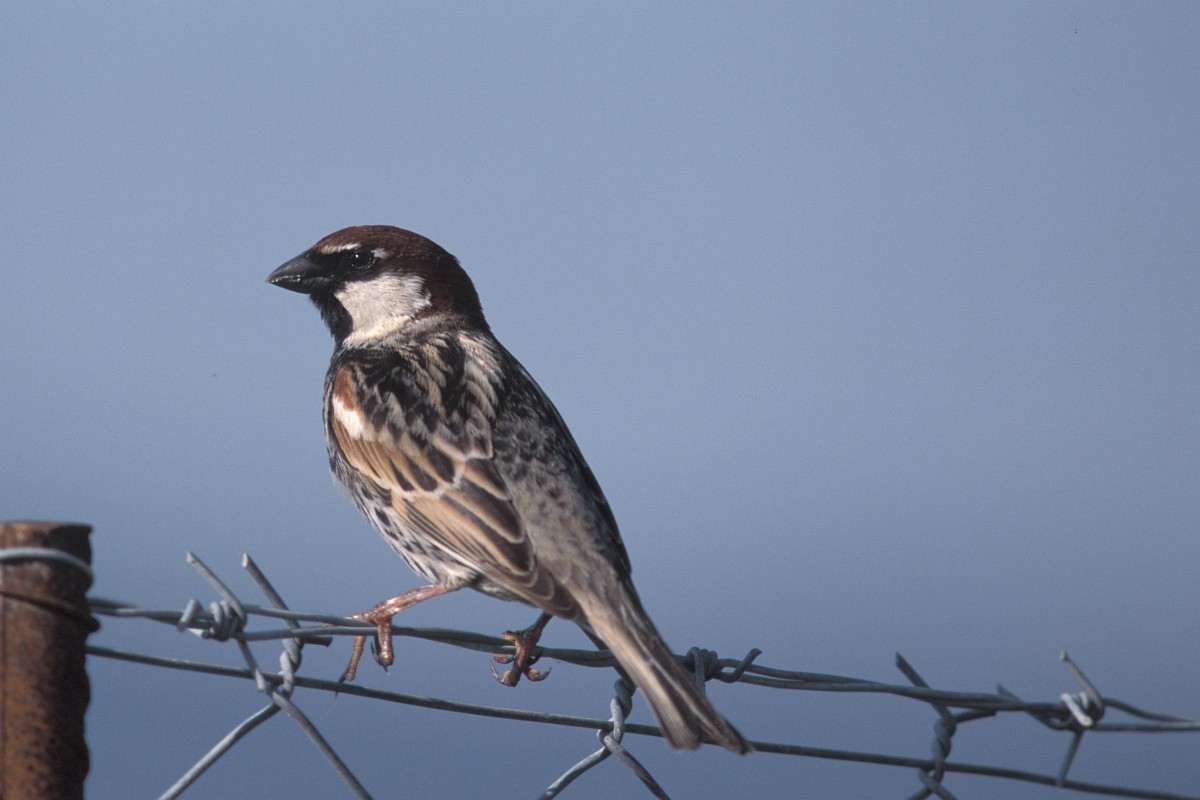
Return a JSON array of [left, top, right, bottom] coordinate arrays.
[[583, 591, 751, 754]]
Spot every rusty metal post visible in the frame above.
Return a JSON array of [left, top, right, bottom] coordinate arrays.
[[0, 521, 97, 800]]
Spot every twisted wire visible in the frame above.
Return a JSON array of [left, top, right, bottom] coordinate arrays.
[[85, 553, 1200, 800]]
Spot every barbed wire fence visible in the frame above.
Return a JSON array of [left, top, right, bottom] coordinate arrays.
[[77, 550, 1199, 800]]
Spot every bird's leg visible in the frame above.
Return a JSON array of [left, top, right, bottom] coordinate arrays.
[[340, 582, 455, 683], [492, 611, 554, 687]]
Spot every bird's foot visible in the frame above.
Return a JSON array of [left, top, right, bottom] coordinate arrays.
[[339, 611, 391, 684], [492, 612, 553, 687], [337, 582, 454, 684]]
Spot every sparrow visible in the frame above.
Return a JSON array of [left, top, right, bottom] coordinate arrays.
[[267, 225, 750, 753]]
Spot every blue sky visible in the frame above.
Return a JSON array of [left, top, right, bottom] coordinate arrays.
[[3, 3, 1197, 798]]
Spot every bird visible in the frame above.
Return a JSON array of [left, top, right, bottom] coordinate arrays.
[[267, 225, 750, 753]]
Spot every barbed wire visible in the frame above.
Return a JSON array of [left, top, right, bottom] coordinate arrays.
[[86, 552, 1200, 800]]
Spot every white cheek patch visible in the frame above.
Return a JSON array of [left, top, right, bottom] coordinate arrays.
[[337, 273, 432, 344]]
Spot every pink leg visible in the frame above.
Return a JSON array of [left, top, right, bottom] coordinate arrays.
[[340, 582, 455, 683], [492, 612, 554, 687]]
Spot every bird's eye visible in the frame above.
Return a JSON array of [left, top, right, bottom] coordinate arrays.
[[345, 250, 376, 272]]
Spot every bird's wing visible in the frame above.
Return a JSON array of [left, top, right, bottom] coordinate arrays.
[[328, 352, 571, 612], [504, 357, 632, 581]]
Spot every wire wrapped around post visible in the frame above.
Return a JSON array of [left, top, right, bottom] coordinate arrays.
[[0, 521, 98, 800]]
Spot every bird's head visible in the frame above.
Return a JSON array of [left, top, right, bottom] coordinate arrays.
[[268, 225, 487, 346]]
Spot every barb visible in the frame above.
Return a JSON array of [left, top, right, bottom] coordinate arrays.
[[896, 653, 961, 800], [86, 554, 1200, 800]]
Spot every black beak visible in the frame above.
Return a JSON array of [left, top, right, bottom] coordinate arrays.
[[267, 254, 333, 294]]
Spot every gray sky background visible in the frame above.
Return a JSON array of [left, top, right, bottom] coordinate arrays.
[[3, 3, 1197, 798]]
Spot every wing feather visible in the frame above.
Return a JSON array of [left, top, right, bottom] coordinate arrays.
[[329, 353, 540, 590]]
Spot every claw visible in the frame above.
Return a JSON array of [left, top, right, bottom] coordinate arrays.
[[340, 628, 369, 684], [336, 582, 454, 683], [492, 612, 553, 687]]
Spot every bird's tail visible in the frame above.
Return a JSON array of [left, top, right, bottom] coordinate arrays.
[[582, 587, 752, 754]]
